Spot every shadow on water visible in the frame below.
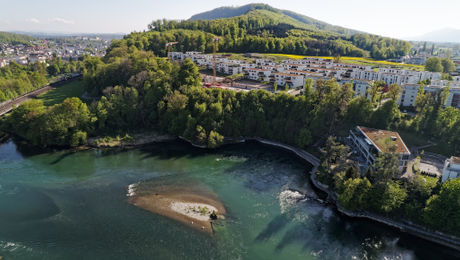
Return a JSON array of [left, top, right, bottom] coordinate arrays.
[[255, 214, 290, 242], [49, 151, 76, 165], [254, 199, 460, 260]]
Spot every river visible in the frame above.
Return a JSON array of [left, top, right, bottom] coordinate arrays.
[[0, 140, 458, 259]]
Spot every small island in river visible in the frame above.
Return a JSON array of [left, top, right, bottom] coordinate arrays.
[[127, 181, 226, 234]]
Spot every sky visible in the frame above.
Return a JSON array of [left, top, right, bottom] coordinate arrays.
[[0, 0, 459, 39]]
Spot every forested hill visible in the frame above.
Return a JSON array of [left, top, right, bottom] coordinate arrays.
[[0, 32, 34, 45], [141, 4, 411, 60], [189, 3, 361, 36]]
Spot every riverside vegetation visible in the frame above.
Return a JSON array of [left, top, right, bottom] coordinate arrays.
[[318, 136, 460, 238], [1, 35, 460, 240]]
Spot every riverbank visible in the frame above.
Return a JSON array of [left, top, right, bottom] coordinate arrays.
[[127, 183, 226, 234], [88, 132, 176, 148], [309, 172, 460, 252]]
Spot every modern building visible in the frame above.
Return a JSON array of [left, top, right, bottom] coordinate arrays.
[[272, 72, 304, 88], [442, 156, 460, 182], [349, 126, 411, 172]]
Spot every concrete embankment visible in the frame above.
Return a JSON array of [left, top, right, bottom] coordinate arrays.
[[309, 171, 460, 252]]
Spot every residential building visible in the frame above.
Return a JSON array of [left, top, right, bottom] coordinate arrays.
[[442, 156, 460, 182], [349, 126, 411, 172], [272, 73, 304, 88]]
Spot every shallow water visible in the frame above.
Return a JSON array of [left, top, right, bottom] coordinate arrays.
[[0, 140, 458, 259]]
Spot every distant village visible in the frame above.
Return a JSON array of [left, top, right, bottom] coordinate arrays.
[[0, 36, 111, 67], [171, 51, 460, 109]]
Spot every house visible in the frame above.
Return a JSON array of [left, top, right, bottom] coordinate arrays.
[[349, 126, 411, 172], [442, 156, 460, 182]]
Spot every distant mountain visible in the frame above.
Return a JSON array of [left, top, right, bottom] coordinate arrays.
[[8, 31, 125, 40], [0, 31, 34, 45], [409, 28, 460, 43], [189, 3, 361, 36]]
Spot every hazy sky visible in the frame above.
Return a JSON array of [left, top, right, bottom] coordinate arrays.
[[0, 0, 459, 39]]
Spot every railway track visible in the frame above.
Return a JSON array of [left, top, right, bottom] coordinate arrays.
[[0, 74, 82, 116]]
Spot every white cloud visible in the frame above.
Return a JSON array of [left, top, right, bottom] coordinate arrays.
[[27, 18, 40, 24], [49, 17, 74, 25]]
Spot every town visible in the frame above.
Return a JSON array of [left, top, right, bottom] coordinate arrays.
[[0, 35, 113, 67]]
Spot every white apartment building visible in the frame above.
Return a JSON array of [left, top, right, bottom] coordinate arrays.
[[442, 156, 460, 183], [248, 68, 272, 82], [272, 73, 304, 88], [349, 126, 411, 172]]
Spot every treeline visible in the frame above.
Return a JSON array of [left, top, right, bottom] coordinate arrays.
[[115, 29, 368, 59], [0, 32, 33, 45], [146, 9, 410, 59], [319, 137, 460, 236], [0, 57, 81, 102]]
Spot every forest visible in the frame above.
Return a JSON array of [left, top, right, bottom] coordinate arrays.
[[144, 7, 410, 60]]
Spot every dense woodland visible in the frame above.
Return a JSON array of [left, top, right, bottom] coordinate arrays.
[[0, 57, 81, 102], [143, 7, 410, 59], [1, 40, 459, 236]]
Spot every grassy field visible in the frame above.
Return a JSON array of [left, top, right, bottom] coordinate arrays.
[[263, 54, 425, 71], [37, 80, 85, 106]]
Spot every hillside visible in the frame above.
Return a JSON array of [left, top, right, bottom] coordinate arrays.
[[190, 4, 361, 36], [138, 4, 411, 60], [0, 31, 34, 45]]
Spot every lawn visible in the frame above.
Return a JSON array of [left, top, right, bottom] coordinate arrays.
[[37, 80, 85, 106]]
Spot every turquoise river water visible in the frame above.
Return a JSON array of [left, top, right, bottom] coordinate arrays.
[[0, 139, 458, 259]]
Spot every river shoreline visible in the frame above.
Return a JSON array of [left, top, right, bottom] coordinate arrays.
[[2, 133, 459, 252], [181, 135, 460, 253]]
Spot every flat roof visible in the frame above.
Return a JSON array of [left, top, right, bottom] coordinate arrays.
[[451, 156, 460, 164], [358, 126, 410, 155]]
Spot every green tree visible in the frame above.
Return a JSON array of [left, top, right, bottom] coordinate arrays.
[[338, 177, 372, 210], [387, 84, 402, 102], [425, 57, 443, 72], [370, 181, 408, 214], [423, 178, 460, 235], [441, 58, 455, 74], [371, 151, 401, 183]]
